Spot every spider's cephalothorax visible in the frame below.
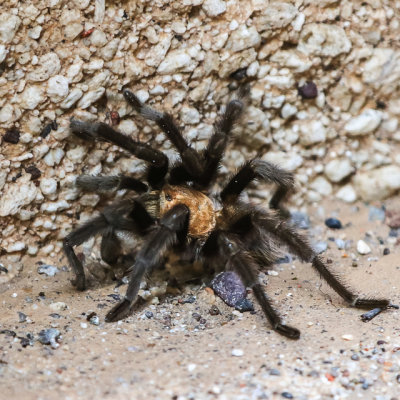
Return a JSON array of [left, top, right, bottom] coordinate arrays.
[[64, 87, 390, 339]]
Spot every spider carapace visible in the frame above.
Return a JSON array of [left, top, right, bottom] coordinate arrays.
[[64, 86, 391, 339]]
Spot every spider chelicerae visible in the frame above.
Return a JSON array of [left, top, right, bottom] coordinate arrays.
[[64, 86, 390, 339]]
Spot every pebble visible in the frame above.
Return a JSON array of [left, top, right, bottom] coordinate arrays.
[[368, 206, 386, 222], [336, 185, 357, 203], [211, 271, 247, 307], [202, 0, 227, 17], [345, 109, 382, 136], [325, 218, 342, 229], [342, 334, 354, 341], [145, 311, 154, 319], [38, 328, 61, 349], [314, 241, 328, 254], [281, 392, 294, 399], [354, 166, 400, 201], [383, 248, 390, 255], [298, 81, 318, 99], [18, 312, 27, 323], [231, 348, 244, 357], [386, 208, 400, 229], [234, 298, 254, 313], [357, 240, 371, 255], [290, 211, 310, 229], [351, 354, 360, 361], [269, 368, 281, 376], [49, 302, 68, 311], [3, 129, 20, 144], [37, 264, 59, 277], [324, 159, 354, 183]]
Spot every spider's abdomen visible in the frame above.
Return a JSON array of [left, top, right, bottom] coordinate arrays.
[[160, 185, 216, 238]]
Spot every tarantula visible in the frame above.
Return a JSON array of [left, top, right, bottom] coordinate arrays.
[[64, 87, 390, 339]]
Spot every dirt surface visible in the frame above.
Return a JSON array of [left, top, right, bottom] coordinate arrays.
[[1, 199, 400, 400]]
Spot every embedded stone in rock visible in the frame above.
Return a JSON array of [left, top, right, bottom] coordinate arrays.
[[353, 166, 400, 201], [211, 271, 247, 307], [3, 129, 20, 144], [324, 159, 354, 183], [298, 81, 318, 99], [345, 109, 382, 136]]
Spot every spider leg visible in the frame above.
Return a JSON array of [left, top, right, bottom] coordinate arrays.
[[202, 231, 300, 339], [123, 89, 204, 178], [168, 86, 248, 186], [221, 159, 294, 216], [70, 119, 168, 187], [198, 85, 248, 186], [255, 213, 390, 309], [76, 175, 148, 193], [63, 199, 155, 291], [105, 204, 190, 322], [100, 228, 122, 266], [63, 215, 109, 291]]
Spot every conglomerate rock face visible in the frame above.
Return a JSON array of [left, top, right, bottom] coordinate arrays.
[[1, 0, 400, 261]]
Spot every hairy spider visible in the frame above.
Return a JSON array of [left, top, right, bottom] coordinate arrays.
[[64, 87, 390, 339]]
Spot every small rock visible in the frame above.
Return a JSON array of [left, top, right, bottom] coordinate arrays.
[[276, 254, 293, 264], [290, 211, 310, 229], [345, 109, 382, 136], [383, 248, 390, 256], [211, 271, 247, 307], [325, 218, 342, 229], [336, 185, 357, 203], [202, 0, 226, 17], [369, 206, 386, 222], [314, 242, 328, 254], [357, 240, 371, 255], [386, 208, 400, 229], [324, 159, 354, 183], [281, 392, 294, 399], [269, 368, 281, 376], [234, 298, 254, 312], [49, 302, 67, 311], [298, 81, 318, 99], [3, 129, 20, 144], [37, 264, 59, 277], [145, 311, 154, 319], [232, 348, 244, 357], [38, 328, 61, 348], [342, 334, 354, 341], [209, 305, 220, 316], [351, 354, 359, 361], [18, 312, 27, 323]]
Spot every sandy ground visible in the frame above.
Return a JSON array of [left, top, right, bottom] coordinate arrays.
[[1, 199, 400, 400]]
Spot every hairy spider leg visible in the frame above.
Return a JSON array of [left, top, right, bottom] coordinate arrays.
[[221, 159, 294, 216], [70, 119, 168, 188], [123, 89, 204, 180], [76, 175, 148, 193], [105, 204, 190, 322], [198, 84, 249, 187], [255, 214, 390, 309], [63, 200, 154, 291], [203, 231, 300, 339]]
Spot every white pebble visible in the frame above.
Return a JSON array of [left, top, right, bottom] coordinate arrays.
[[345, 109, 382, 136], [40, 178, 58, 196], [49, 302, 68, 311], [357, 240, 371, 255], [342, 334, 354, 341], [335, 185, 357, 203], [202, 0, 226, 17], [187, 364, 197, 372], [80, 322, 88, 329], [232, 348, 244, 357], [47, 75, 69, 102]]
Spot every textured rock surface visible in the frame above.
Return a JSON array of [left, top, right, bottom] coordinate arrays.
[[0, 1, 400, 258]]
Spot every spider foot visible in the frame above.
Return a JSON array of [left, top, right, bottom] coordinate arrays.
[[71, 276, 86, 291], [105, 297, 134, 322], [275, 323, 300, 340], [354, 298, 390, 309]]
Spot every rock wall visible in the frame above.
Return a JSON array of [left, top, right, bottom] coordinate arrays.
[[1, 0, 400, 262]]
